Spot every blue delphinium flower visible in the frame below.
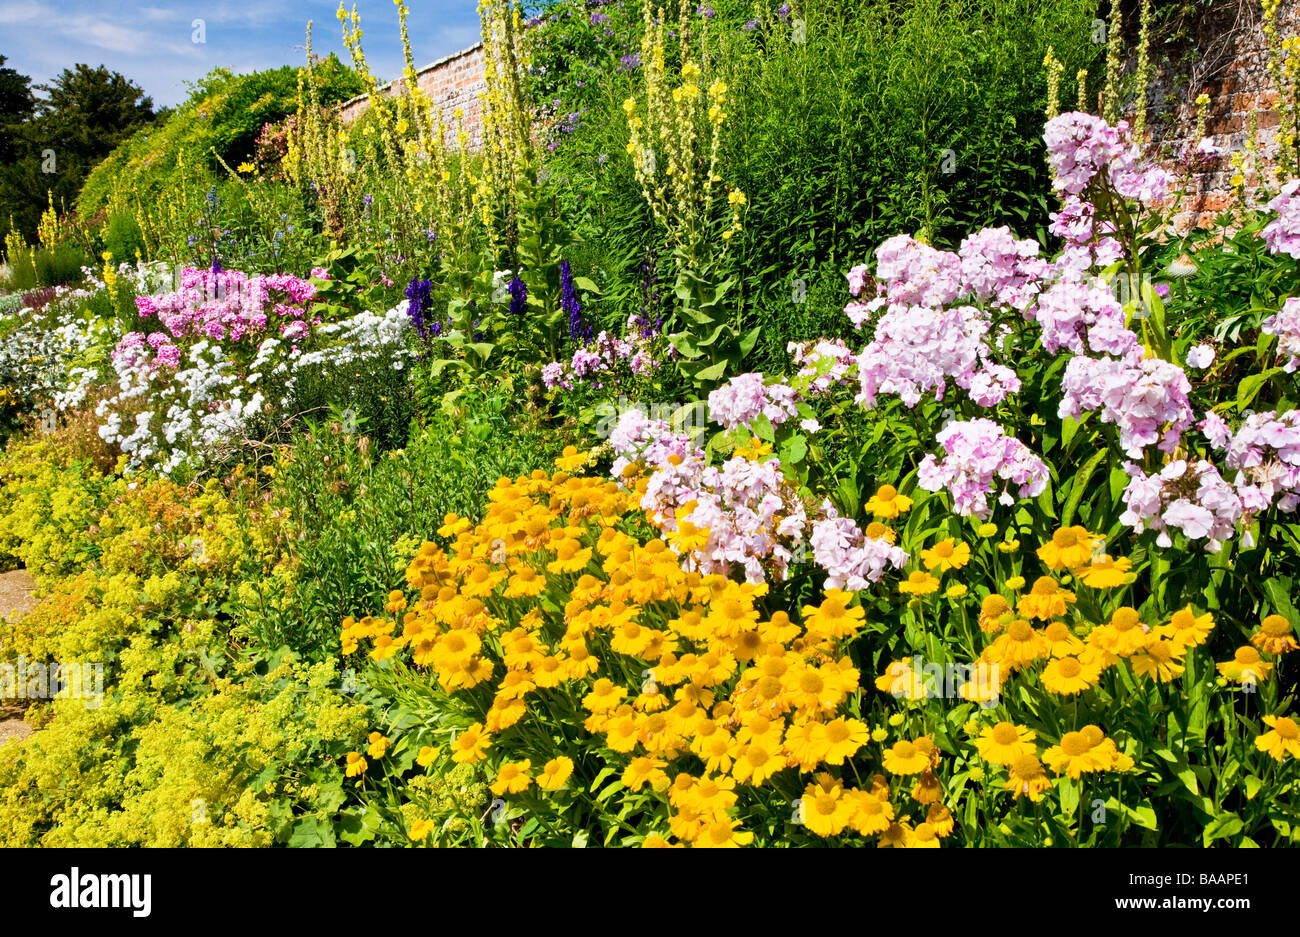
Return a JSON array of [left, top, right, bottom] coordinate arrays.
[[560, 259, 592, 345], [405, 276, 433, 339], [508, 276, 528, 318]]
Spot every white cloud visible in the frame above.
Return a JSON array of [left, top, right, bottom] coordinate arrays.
[[0, 1, 43, 24]]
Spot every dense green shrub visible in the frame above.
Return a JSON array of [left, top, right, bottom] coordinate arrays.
[[76, 60, 363, 222], [528, 0, 1101, 370]]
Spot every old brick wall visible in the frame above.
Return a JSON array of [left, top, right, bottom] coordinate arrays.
[[1138, 0, 1300, 231], [338, 43, 487, 149]]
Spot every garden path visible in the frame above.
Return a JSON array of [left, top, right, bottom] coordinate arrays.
[[0, 569, 37, 745]]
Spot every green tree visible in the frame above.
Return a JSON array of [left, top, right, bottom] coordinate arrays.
[[0, 63, 155, 241]]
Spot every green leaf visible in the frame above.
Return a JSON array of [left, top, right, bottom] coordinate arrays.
[[1237, 368, 1283, 412], [1061, 448, 1108, 527], [573, 276, 601, 293], [1202, 812, 1243, 845], [288, 816, 336, 848]]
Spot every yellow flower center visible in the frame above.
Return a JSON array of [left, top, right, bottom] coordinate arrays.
[[1111, 607, 1141, 631], [877, 484, 898, 501], [1057, 657, 1082, 677], [1008, 620, 1033, 641], [1262, 615, 1291, 637], [991, 723, 1019, 745], [1060, 732, 1092, 757], [1275, 718, 1299, 740]]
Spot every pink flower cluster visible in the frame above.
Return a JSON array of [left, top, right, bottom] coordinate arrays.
[[133, 268, 318, 345], [1029, 275, 1134, 358], [1205, 408, 1300, 513], [707, 372, 799, 431], [1059, 351, 1194, 459], [1262, 180, 1300, 259], [1044, 112, 1172, 205], [1263, 297, 1300, 372], [916, 418, 1049, 519], [854, 301, 1020, 409], [112, 331, 181, 371], [809, 506, 908, 591], [787, 339, 856, 397], [542, 328, 659, 391], [957, 226, 1050, 312], [608, 408, 810, 583], [1119, 459, 1244, 550]]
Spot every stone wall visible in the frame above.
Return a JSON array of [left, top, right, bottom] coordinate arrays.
[[1138, 0, 1300, 231], [338, 43, 487, 149]]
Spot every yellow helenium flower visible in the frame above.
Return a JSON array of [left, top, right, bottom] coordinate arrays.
[[537, 756, 575, 790], [865, 483, 912, 519], [366, 732, 390, 759], [1157, 606, 1215, 651], [898, 570, 940, 595], [490, 759, 533, 796], [1036, 526, 1100, 570], [344, 751, 368, 778], [1217, 646, 1273, 684], [920, 538, 971, 573], [1130, 639, 1186, 683], [450, 723, 490, 764], [1255, 715, 1300, 761], [882, 739, 930, 776], [974, 721, 1037, 765], [1072, 554, 1133, 588], [1252, 615, 1299, 655], [408, 818, 435, 841], [1017, 576, 1076, 620], [1041, 654, 1102, 694], [1004, 753, 1051, 801]]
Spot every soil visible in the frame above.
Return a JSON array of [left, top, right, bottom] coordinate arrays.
[[0, 568, 37, 746]]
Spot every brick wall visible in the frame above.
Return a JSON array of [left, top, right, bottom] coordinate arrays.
[[1139, 0, 1300, 231], [338, 43, 487, 149]]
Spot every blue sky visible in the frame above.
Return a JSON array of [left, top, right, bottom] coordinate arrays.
[[0, 0, 483, 107]]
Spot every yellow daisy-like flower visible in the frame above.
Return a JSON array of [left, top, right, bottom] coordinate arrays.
[[1252, 615, 1299, 655], [490, 759, 533, 796], [920, 538, 971, 573], [865, 483, 912, 519], [1255, 715, 1300, 762], [1071, 554, 1133, 588], [1016, 576, 1076, 620], [846, 789, 894, 835], [450, 723, 490, 764], [1036, 526, 1100, 570], [974, 721, 1037, 766], [366, 731, 390, 759], [1004, 753, 1051, 801], [1041, 654, 1102, 695], [898, 570, 941, 595], [907, 821, 942, 848], [1157, 606, 1215, 651], [344, 751, 368, 778], [416, 745, 440, 767], [554, 446, 593, 471], [537, 756, 575, 790], [408, 818, 435, 841], [1216, 645, 1273, 684], [695, 817, 754, 848], [1131, 639, 1186, 682], [978, 594, 1012, 634], [882, 739, 931, 776]]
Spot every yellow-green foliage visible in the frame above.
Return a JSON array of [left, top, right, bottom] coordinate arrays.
[[0, 435, 370, 846]]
